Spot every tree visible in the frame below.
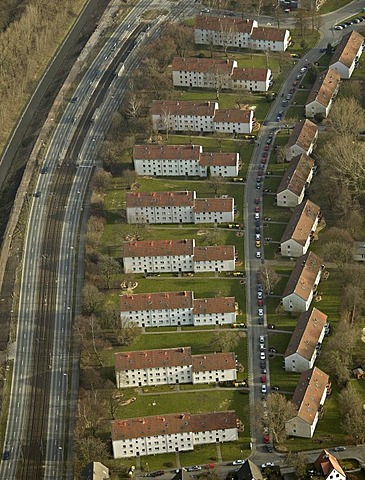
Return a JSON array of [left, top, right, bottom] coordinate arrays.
[[264, 393, 297, 443], [97, 255, 122, 289], [345, 209, 363, 239], [328, 98, 365, 137], [287, 452, 308, 480], [122, 169, 137, 189], [82, 284, 103, 316], [320, 241, 353, 272], [212, 330, 244, 353], [93, 168, 112, 193], [276, 146, 286, 164], [117, 317, 142, 346], [209, 176, 224, 195], [74, 431, 108, 467], [339, 384, 365, 443], [295, 9, 311, 37], [164, 23, 193, 57], [342, 284, 365, 324], [205, 229, 224, 247], [257, 265, 279, 294]]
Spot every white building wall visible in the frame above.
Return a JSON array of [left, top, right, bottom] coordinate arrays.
[[285, 415, 317, 438], [193, 311, 236, 326], [305, 100, 331, 119], [116, 365, 193, 388], [194, 29, 252, 49], [282, 292, 312, 313], [277, 190, 302, 208], [194, 210, 234, 223], [126, 206, 194, 224], [286, 144, 309, 162], [281, 239, 308, 258], [329, 60, 352, 79], [193, 427, 238, 445], [214, 120, 252, 134], [192, 368, 237, 384], [194, 258, 235, 273], [123, 254, 195, 274], [284, 353, 314, 373], [120, 307, 194, 328]]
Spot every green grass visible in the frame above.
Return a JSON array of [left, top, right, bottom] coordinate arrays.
[[286, 105, 305, 121], [269, 356, 300, 393], [293, 90, 310, 106], [261, 218, 287, 242], [263, 196, 292, 223], [319, 0, 356, 13], [289, 29, 320, 52], [267, 331, 292, 354]]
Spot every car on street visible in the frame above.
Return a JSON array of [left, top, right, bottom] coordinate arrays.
[[255, 205, 260, 212], [282, 100, 288, 107], [261, 462, 274, 469], [70, 97, 78, 103], [186, 466, 202, 472], [258, 298, 263, 307], [2, 451, 10, 460], [256, 251, 261, 259], [300, 67, 307, 73], [255, 212, 260, 220], [257, 284, 263, 293], [256, 182, 261, 189], [41, 166, 48, 174], [261, 384, 267, 394], [258, 318, 264, 325], [266, 444, 273, 453], [255, 240, 261, 248], [33, 191, 41, 198], [260, 374, 267, 383], [255, 197, 260, 204], [146, 471, 165, 477], [255, 233, 261, 240], [334, 446, 346, 452], [259, 335, 265, 344], [257, 291, 263, 300], [286, 94, 292, 100], [255, 226, 260, 234], [258, 308, 264, 317], [260, 351, 266, 360], [264, 434, 270, 444], [232, 460, 245, 466], [334, 25, 343, 30], [260, 343, 265, 351]]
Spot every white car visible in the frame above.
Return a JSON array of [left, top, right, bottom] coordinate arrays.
[[258, 308, 264, 317], [259, 335, 265, 344], [254, 212, 260, 220], [261, 462, 274, 469], [255, 233, 261, 240], [261, 385, 267, 394], [258, 291, 263, 299], [260, 351, 266, 360], [300, 67, 307, 73], [256, 251, 261, 259], [260, 343, 265, 351], [232, 460, 245, 466]]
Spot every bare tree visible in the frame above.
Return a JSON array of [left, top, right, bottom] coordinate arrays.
[[209, 175, 224, 195], [122, 169, 137, 189], [328, 98, 365, 137], [295, 9, 311, 37], [287, 453, 308, 479], [98, 254, 122, 289], [320, 241, 353, 273], [264, 393, 297, 444], [82, 284, 103, 316], [258, 265, 279, 294], [341, 284, 365, 324], [339, 383, 365, 443], [117, 317, 142, 346], [93, 168, 112, 193], [205, 229, 224, 246], [212, 330, 244, 353]]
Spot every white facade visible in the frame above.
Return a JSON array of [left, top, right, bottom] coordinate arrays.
[[192, 368, 237, 384], [111, 411, 238, 458], [285, 120, 318, 162], [329, 31, 363, 79], [249, 28, 291, 52], [127, 205, 194, 224], [123, 253, 194, 274], [277, 155, 315, 208], [214, 109, 254, 134], [231, 68, 272, 92], [305, 69, 340, 119]]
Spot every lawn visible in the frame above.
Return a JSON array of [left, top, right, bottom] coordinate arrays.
[[269, 356, 300, 394], [293, 90, 310, 106], [286, 105, 305, 121], [267, 331, 292, 355], [261, 215, 287, 241], [319, 0, 355, 13], [263, 196, 292, 223]]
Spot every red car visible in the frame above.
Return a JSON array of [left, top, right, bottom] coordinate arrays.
[[255, 197, 260, 204], [258, 299, 264, 307], [255, 206, 260, 213], [264, 144, 270, 151], [264, 435, 270, 444], [293, 80, 298, 86], [260, 374, 267, 383], [262, 152, 268, 159], [289, 87, 295, 94]]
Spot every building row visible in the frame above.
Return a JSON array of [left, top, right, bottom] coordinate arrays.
[[172, 57, 272, 92], [194, 16, 291, 52], [151, 100, 255, 134], [122, 239, 236, 274], [111, 410, 239, 458], [126, 191, 235, 224], [134, 144, 239, 177], [114, 347, 237, 388], [120, 290, 236, 327]]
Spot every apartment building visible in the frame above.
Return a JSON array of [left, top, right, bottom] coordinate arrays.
[[285, 119, 318, 162], [329, 30, 364, 79], [276, 154, 315, 207], [305, 68, 341, 118]]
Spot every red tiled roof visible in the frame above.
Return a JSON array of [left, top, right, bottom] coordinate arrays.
[[194, 197, 233, 213], [214, 109, 252, 124], [284, 308, 328, 360], [115, 347, 192, 371], [330, 30, 364, 69], [192, 352, 236, 372], [126, 191, 195, 208], [111, 411, 237, 440], [194, 16, 255, 34], [281, 199, 321, 246], [291, 367, 329, 425], [172, 57, 235, 75], [134, 144, 202, 161], [199, 152, 238, 167], [277, 154, 315, 196], [282, 251, 323, 301], [120, 291, 194, 312], [122, 239, 195, 258], [193, 297, 236, 314], [194, 245, 235, 262], [250, 26, 288, 42], [151, 100, 217, 116], [287, 119, 318, 151], [314, 450, 346, 478], [231, 67, 269, 82], [306, 68, 341, 108]]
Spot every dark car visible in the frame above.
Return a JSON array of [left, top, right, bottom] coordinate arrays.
[[255, 226, 260, 234], [70, 97, 78, 103], [33, 191, 41, 198], [41, 166, 48, 174], [272, 386, 280, 391], [268, 323, 276, 329], [147, 471, 165, 477], [2, 451, 10, 460], [260, 360, 266, 368], [269, 348, 277, 353], [266, 444, 273, 453]]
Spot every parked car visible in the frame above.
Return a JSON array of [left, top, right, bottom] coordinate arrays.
[[272, 386, 280, 391], [334, 25, 344, 30], [257, 291, 263, 299], [256, 240, 261, 248], [186, 466, 202, 472], [256, 251, 261, 259], [257, 284, 263, 293], [147, 471, 165, 477], [264, 434, 270, 444], [269, 348, 277, 353], [268, 323, 276, 329], [334, 446, 346, 452], [258, 308, 264, 317], [255, 197, 260, 204], [258, 298, 263, 307], [261, 384, 267, 394], [261, 462, 274, 469], [266, 444, 273, 453], [232, 460, 245, 466], [2, 451, 10, 460], [261, 374, 267, 382], [260, 351, 266, 360], [259, 335, 265, 344]]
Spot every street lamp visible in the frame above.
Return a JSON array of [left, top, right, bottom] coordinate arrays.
[[146, 462, 149, 473]]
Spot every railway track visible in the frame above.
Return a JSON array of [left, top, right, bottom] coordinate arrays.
[[13, 26, 146, 479]]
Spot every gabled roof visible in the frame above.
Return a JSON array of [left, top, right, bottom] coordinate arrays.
[[151, 100, 218, 116], [115, 347, 192, 371], [214, 109, 253, 124], [314, 450, 346, 478], [120, 291, 194, 312], [111, 411, 237, 440], [231, 67, 269, 82], [134, 144, 202, 161], [306, 68, 341, 108], [194, 245, 235, 262], [199, 152, 238, 167], [250, 26, 288, 42], [287, 119, 318, 151], [277, 154, 315, 196], [172, 57, 236, 75], [281, 199, 321, 246], [282, 251, 323, 301], [284, 308, 328, 360], [194, 197, 233, 213], [193, 297, 236, 314], [126, 191, 195, 208], [194, 16, 256, 34], [122, 239, 195, 258], [291, 367, 329, 426], [192, 352, 236, 372], [236, 460, 264, 480], [330, 30, 364, 69]]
